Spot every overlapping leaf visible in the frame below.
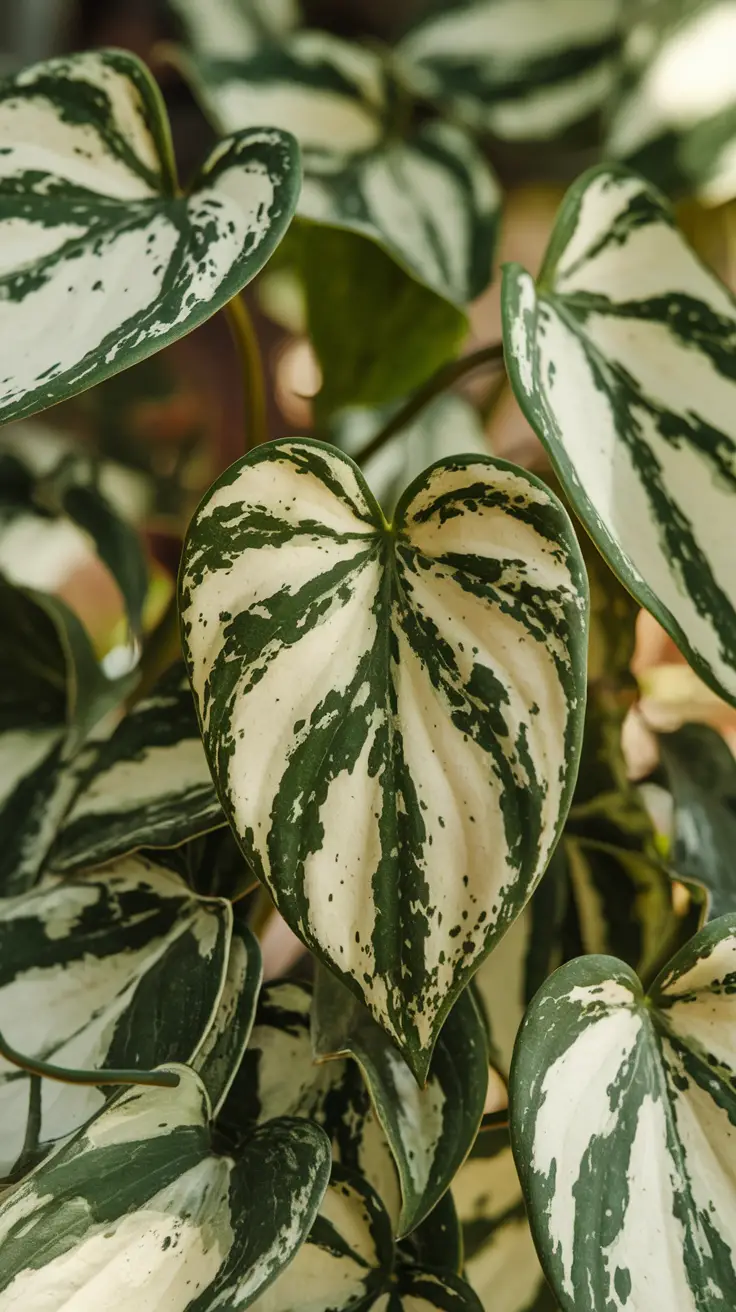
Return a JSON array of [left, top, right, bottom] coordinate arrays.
[[192, 920, 262, 1115], [180, 439, 588, 1077], [169, 0, 301, 58], [312, 967, 491, 1235], [608, 0, 736, 204], [397, 0, 625, 142], [0, 1066, 331, 1311], [50, 662, 225, 875], [0, 48, 300, 425], [503, 164, 736, 707], [511, 914, 736, 1311], [454, 1125, 556, 1311], [0, 856, 234, 1177]]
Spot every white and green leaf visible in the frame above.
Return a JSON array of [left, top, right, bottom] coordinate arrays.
[[312, 966, 491, 1236], [511, 914, 736, 1311], [454, 1125, 556, 1312], [50, 663, 225, 876], [607, 0, 736, 204], [192, 920, 263, 1116], [169, 0, 301, 59], [0, 1066, 331, 1311], [181, 31, 499, 310], [397, 0, 625, 142], [0, 856, 231, 1177], [0, 48, 300, 425], [180, 439, 589, 1078], [503, 163, 736, 707]]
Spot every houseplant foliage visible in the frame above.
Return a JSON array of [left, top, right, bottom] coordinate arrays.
[[0, 2, 736, 1309]]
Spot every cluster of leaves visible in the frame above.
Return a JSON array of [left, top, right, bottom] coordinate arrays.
[[0, 2, 736, 1311]]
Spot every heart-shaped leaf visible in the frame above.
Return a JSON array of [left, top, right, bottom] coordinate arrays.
[[312, 967, 491, 1236], [0, 856, 232, 1176], [180, 439, 588, 1078], [510, 914, 736, 1311], [607, 0, 736, 204], [397, 0, 624, 143], [50, 663, 225, 876], [0, 1066, 331, 1310], [0, 48, 299, 425], [454, 1124, 556, 1312], [503, 164, 736, 707]]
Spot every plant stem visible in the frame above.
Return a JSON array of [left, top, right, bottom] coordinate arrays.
[[0, 1030, 180, 1089], [225, 292, 268, 451], [354, 341, 505, 466]]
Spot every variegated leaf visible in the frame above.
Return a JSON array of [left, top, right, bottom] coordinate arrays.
[[454, 1125, 556, 1312], [220, 980, 403, 1230], [192, 921, 262, 1115], [332, 395, 489, 518], [607, 0, 736, 204], [0, 1066, 331, 1311], [511, 914, 736, 1311], [503, 164, 736, 707], [312, 966, 491, 1236], [180, 31, 500, 308], [169, 0, 300, 59], [180, 439, 589, 1078], [49, 663, 225, 876], [397, 0, 624, 142], [656, 721, 736, 921], [399, 1189, 463, 1278], [248, 1163, 394, 1312], [0, 856, 231, 1177], [373, 1267, 483, 1311], [0, 48, 299, 426]]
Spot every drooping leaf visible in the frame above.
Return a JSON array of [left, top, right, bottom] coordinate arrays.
[[193, 921, 263, 1116], [0, 856, 232, 1177], [180, 439, 589, 1078], [510, 914, 736, 1311], [454, 1125, 556, 1312], [220, 980, 403, 1231], [169, 0, 301, 58], [49, 663, 225, 876], [0, 48, 300, 425], [503, 163, 736, 707], [332, 395, 490, 517], [656, 721, 736, 920], [312, 966, 491, 1236], [0, 1066, 331, 1311], [607, 0, 736, 204], [397, 0, 625, 143]]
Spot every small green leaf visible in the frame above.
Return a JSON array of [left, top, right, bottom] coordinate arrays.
[[0, 1067, 331, 1310], [50, 663, 225, 876], [0, 856, 232, 1177], [503, 163, 736, 708], [657, 721, 736, 921], [313, 967, 489, 1236], [397, 0, 624, 143], [510, 915, 736, 1311], [0, 49, 300, 425], [180, 439, 589, 1079]]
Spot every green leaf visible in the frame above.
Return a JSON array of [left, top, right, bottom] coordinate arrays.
[[299, 225, 468, 417], [379, 1267, 483, 1311], [312, 966, 490, 1236], [181, 31, 500, 308], [192, 921, 263, 1115], [0, 1066, 331, 1310], [248, 1163, 394, 1312], [510, 914, 736, 1311], [0, 48, 300, 426], [454, 1125, 557, 1311], [169, 0, 301, 58], [332, 395, 489, 518], [397, 0, 624, 143], [399, 1189, 463, 1277], [220, 980, 403, 1230], [502, 163, 736, 708], [0, 856, 232, 1177], [49, 663, 225, 876], [180, 439, 589, 1079], [657, 721, 736, 921], [607, 0, 736, 204]]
